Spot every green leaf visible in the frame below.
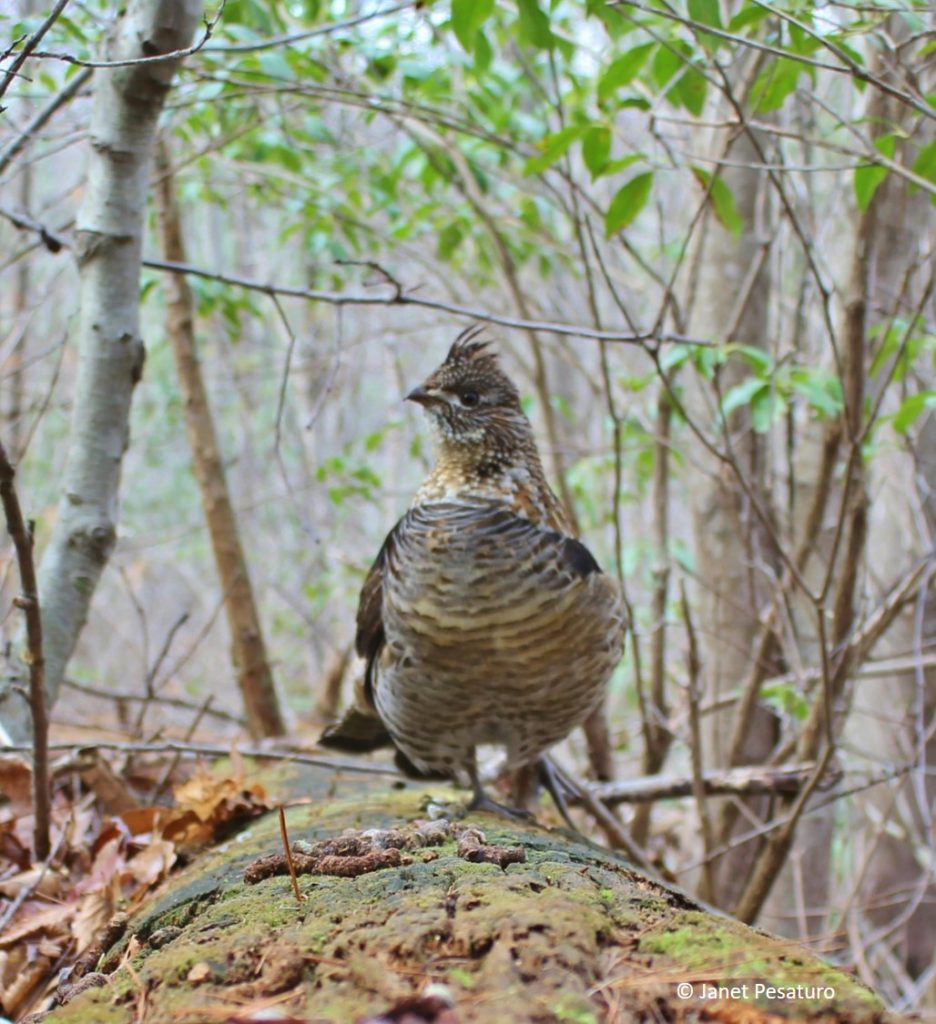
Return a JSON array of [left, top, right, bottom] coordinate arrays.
[[728, 5, 769, 32], [721, 377, 766, 419], [451, 0, 494, 51], [751, 58, 805, 113], [474, 29, 493, 72], [672, 64, 707, 116], [751, 388, 784, 432], [911, 139, 936, 198], [688, 0, 722, 28], [854, 134, 896, 211], [789, 369, 843, 419], [524, 125, 583, 174], [602, 153, 644, 176], [516, 0, 553, 49], [597, 43, 655, 100], [893, 391, 936, 434], [687, 0, 722, 49], [605, 172, 653, 235], [582, 125, 611, 178], [438, 222, 464, 259], [731, 344, 772, 374], [691, 167, 743, 237], [762, 682, 810, 722], [659, 344, 693, 372], [651, 45, 681, 88]]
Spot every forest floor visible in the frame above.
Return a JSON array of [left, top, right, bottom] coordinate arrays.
[[0, 746, 905, 1024]]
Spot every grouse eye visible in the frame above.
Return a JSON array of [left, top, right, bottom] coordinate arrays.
[[459, 390, 480, 408]]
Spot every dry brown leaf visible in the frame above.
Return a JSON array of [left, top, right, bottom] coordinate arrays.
[[0, 948, 53, 1020], [79, 758, 137, 815], [0, 900, 76, 948], [128, 837, 176, 888], [164, 766, 269, 848], [0, 865, 67, 900], [73, 887, 115, 956], [118, 805, 162, 836], [75, 835, 124, 895], [36, 935, 65, 958], [161, 808, 214, 847], [0, 820, 31, 871], [0, 755, 33, 817], [65, 793, 104, 856]]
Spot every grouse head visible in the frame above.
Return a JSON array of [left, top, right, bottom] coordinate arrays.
[[405, 327, 532, 463]]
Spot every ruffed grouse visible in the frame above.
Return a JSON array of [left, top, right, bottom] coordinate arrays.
[[321, 328, 626, 816]]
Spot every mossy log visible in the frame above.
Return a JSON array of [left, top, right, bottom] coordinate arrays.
[[39, 777, 897, 1024]]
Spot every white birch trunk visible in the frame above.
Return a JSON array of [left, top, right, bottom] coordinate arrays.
[[0, 0, 203, 743]]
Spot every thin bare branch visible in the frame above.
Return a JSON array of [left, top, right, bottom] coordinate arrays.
[[0, 441, 49, 859]]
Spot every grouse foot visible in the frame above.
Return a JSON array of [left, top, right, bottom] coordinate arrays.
[[467, 766, 535, 822]]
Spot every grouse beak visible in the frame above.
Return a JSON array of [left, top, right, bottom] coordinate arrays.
[[405, 385, 443, 407]]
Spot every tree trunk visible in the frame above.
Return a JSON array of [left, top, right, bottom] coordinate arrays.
[[38, 785, 897, 1024], [153, 141, 284, 738], [686, 124, 781, 910], [841, 36, 936, 1000], [0, 0, 203, 743]]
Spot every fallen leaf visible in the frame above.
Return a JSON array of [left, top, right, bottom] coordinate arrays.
[[187, 961, 213, 984], [79, 758, 137, 815], [0, 947, 53, 1020], [75, 836, 124, 895], [0, 755, 33, 816], [118, 806, 162, 836], [128, 837, 176, 888], [73, 887, 115, 955], [0, 820, 31, 871], [0, 901, 76, 948]]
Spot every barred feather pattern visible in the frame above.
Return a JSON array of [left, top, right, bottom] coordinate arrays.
[[371, 498, 626, 780], [321, 331, 626, 798]]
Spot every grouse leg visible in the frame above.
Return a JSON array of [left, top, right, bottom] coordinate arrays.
[[467, 759, 534, 821]]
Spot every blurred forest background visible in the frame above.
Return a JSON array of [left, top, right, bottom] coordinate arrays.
[[1, 0, 935, 1016]]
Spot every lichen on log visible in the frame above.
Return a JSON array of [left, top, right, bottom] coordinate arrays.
[[38, 787, 896, 1024]]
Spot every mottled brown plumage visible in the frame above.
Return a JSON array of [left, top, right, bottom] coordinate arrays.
[[321, 328, 626, 816]]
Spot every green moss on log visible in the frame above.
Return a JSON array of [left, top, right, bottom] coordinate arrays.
[[40, 788, 896, 1024]]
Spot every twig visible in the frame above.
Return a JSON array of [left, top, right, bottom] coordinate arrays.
[[270, 292, 299, 456], [4, 738, 402, 776], [682, 581, 716, 902], [146, 611, 191, 695], [545, 759, 655, 872], [144, 257, 709, 346], [150, 694, 215, 802], [612, 0, 936, 123], [0, 441, 49, 859], [586, 763, 826, 805], [278, 805, 304, 904], [0, 65, 92, 178], [201, 2, 413, 54], [27, 1, 226, 70], [0, 211, 710, 348], [0, 829, 65, 933], [60, 676, 246, 725], [0, 0, 72, 101]]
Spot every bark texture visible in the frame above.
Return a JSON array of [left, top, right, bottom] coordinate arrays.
[[154, 142, 284, 738], [38, 785, 896, 1024], [686, 125, 781, 910], [0, 0, 203, 742]]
